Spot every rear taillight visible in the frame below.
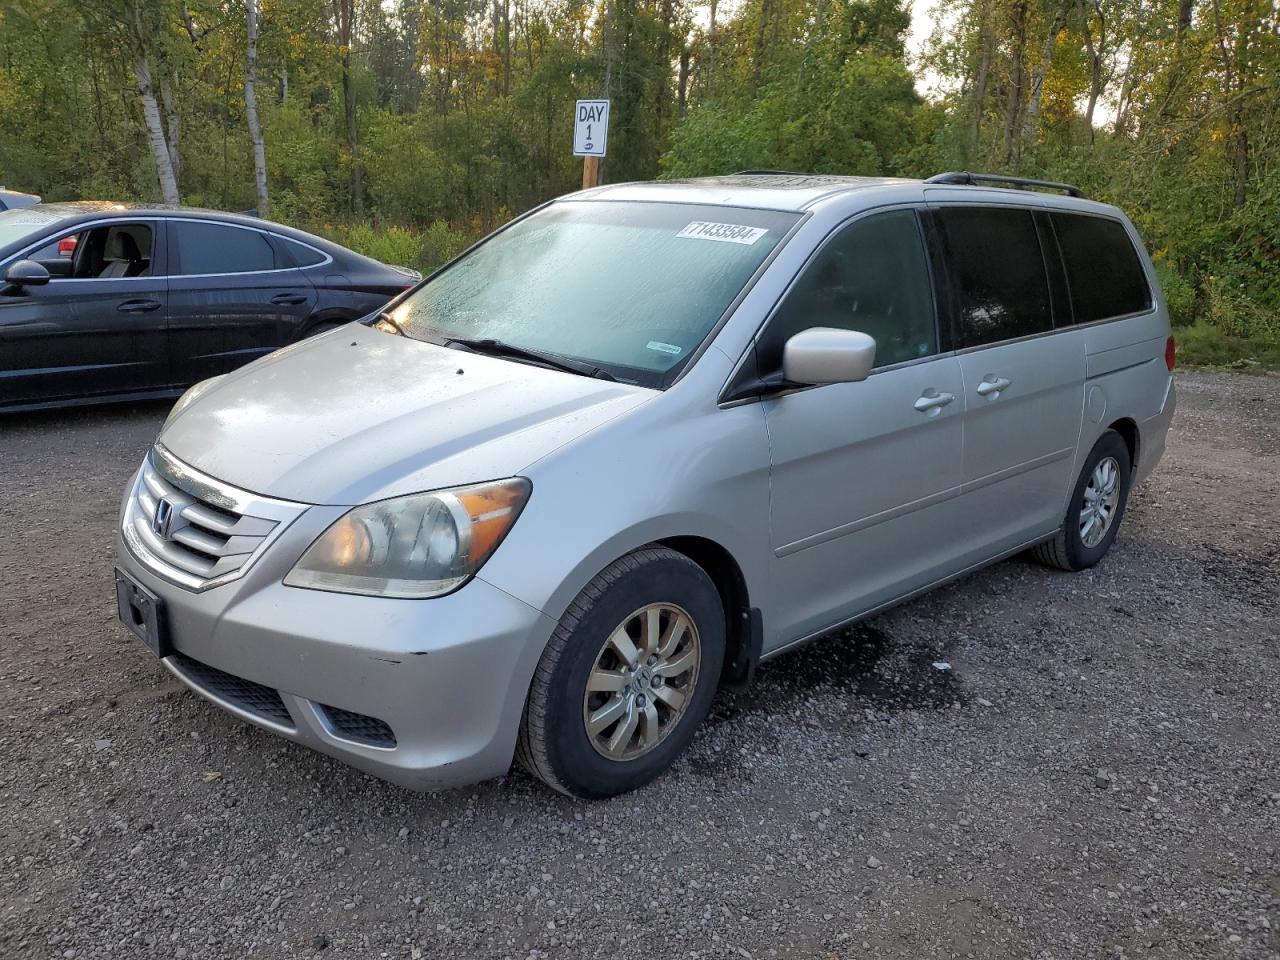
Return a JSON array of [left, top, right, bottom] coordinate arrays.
[[1165, 336, 1176, 371], [58, 236, 77, 257]]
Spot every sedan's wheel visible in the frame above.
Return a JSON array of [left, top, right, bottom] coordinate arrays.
[[1032, 429, 1133, 572], [517, 547, 724, 798], [582, 602, 700, 760]]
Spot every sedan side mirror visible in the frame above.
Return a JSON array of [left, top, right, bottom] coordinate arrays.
[[3, 259, 51, 290], [783, 327, 877, 385]]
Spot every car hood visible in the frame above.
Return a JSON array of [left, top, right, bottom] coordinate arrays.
[[159, 323, 655, 505]]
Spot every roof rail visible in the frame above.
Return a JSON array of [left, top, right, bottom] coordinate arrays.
[[731, 169, 817, 177], [924, 171, 1084, 198]]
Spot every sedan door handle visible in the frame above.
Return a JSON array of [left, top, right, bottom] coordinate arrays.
[[270, 293, 308, 306], [117, 299, 162, 313], [913, 391, 956, 413], [976, 376, 1012, 397]]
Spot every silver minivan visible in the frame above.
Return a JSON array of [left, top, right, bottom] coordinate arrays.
[[115, 172, 1176, 797]]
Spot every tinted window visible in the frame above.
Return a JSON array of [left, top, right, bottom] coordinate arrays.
[[283, 238, 326, 267], [175, 222, 275, 275], [936, 207, 1052, 347], [1051, 213, 1151, 323], [762, 210, 937, 370]]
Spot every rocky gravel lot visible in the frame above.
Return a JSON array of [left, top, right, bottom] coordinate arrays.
[[1, 370, 1277, 960]]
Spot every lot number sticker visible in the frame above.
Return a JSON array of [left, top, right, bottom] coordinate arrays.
[[677, 221, 768, 245]]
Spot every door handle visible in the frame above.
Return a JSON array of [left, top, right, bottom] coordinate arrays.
[[976, 376, 1012, 397], [913, 391, 956, 413], [117, 299, 162, 313], [270, 293, 308, 306]]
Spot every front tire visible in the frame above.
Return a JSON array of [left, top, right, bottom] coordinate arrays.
[[1032, 430, 1132, 572], [517, 547, 725, 798]]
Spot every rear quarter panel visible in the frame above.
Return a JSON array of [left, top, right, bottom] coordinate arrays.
[[1065, 212, 1174, 500]]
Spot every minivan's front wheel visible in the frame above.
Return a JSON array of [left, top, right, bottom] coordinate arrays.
[[517, 547, 724, 798], [1032, 430, 1132, 572]]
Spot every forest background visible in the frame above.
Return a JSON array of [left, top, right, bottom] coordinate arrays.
[[1, 0, 1276, 364]]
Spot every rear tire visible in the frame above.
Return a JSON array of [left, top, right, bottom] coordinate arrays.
[[517, 547, 725, 798], [1032, 430, 1132, 572]]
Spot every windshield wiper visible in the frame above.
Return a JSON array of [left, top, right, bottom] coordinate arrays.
[[443, 337, 616, 381]]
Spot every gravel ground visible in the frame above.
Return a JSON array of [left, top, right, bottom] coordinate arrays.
[[1, 370, 1277, 960]]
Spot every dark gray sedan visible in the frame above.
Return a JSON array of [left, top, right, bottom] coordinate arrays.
[[0, 203, 420, 412]]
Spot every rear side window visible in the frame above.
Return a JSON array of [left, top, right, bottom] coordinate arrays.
[[1051, 213, 1151, 323], [174, 222, 276, 275], [282, 238, 327, 267], [761, 209, 937, 370], [935, 207, 1052, 347]]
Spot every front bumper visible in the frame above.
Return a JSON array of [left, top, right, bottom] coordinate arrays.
[[115, 480, 556, 791]]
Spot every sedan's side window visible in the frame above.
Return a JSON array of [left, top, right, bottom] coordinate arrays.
[[934, 207, 1053, 347], [760, 210, 938, 371], [31, 224, 154, 279], [173, 222, 276, 275]]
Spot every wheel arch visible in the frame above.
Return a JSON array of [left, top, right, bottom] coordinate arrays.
[[1106, 417, 1140, 471], [655, 535, 762, 691]]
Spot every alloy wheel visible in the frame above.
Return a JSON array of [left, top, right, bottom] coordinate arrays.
[[582, 603, 700, 761], [1079, 455, 1121, 548]]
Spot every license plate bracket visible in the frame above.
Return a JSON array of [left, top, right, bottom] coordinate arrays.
[[114, 568, 171, 659]]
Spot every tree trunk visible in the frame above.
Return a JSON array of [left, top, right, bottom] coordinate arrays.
[[970, 0, 995, 152], [602, 0, 617, 99], [1001, 0, 1029, 163], [678, 44, 690, 117], [1024, 5, 1068, 134], [133, 54, 180, 204], [707, 0, 717, 91], [245, 0, 269, 217], [1077, 0, 1104, 141], [502, 0, 511, 97], [334, 0, 362, 216], [159, 70, 181, 183]]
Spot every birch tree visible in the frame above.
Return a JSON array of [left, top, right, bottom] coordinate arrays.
[[244, 0, 269, 215]]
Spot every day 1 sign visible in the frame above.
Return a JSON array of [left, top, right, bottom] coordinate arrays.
[[573, 100, 609, 157]]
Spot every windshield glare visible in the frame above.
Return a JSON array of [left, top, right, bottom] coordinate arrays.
[[0, 207, 66, 252], [387, 200, 798, 385]]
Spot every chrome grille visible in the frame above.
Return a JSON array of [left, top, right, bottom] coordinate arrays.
[[122, 445, 306, 591]]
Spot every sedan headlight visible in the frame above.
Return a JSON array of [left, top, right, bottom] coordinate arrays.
[[283, 478, 531, 599]]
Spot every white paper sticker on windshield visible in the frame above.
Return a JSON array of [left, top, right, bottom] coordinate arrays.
[[676, 221, 768, 245], [646, 340, 682, 355]]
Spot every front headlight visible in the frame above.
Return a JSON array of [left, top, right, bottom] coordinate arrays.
[[283, 478, 531, 599]]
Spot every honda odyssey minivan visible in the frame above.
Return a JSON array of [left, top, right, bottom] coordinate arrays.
[[115, 172, 1176, 798]]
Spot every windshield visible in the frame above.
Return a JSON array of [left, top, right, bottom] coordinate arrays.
[[0, 207, 66, 252], [384, 200, 799, 385]]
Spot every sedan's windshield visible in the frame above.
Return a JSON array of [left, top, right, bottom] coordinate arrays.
[[0, 207, 67, 251], [385, 200, 799, 385]]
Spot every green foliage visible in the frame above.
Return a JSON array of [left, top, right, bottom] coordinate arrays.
[[318, 220, 475, 275], [1175, 322, 1280, 370], [1153, 259, 1196, 329]]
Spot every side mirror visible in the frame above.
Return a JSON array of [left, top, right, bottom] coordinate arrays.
[[3, 259, 51, 289], [783, 327, 877, 385]]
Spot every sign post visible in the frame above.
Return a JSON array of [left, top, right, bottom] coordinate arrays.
[[573, 99, 609, 189]]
